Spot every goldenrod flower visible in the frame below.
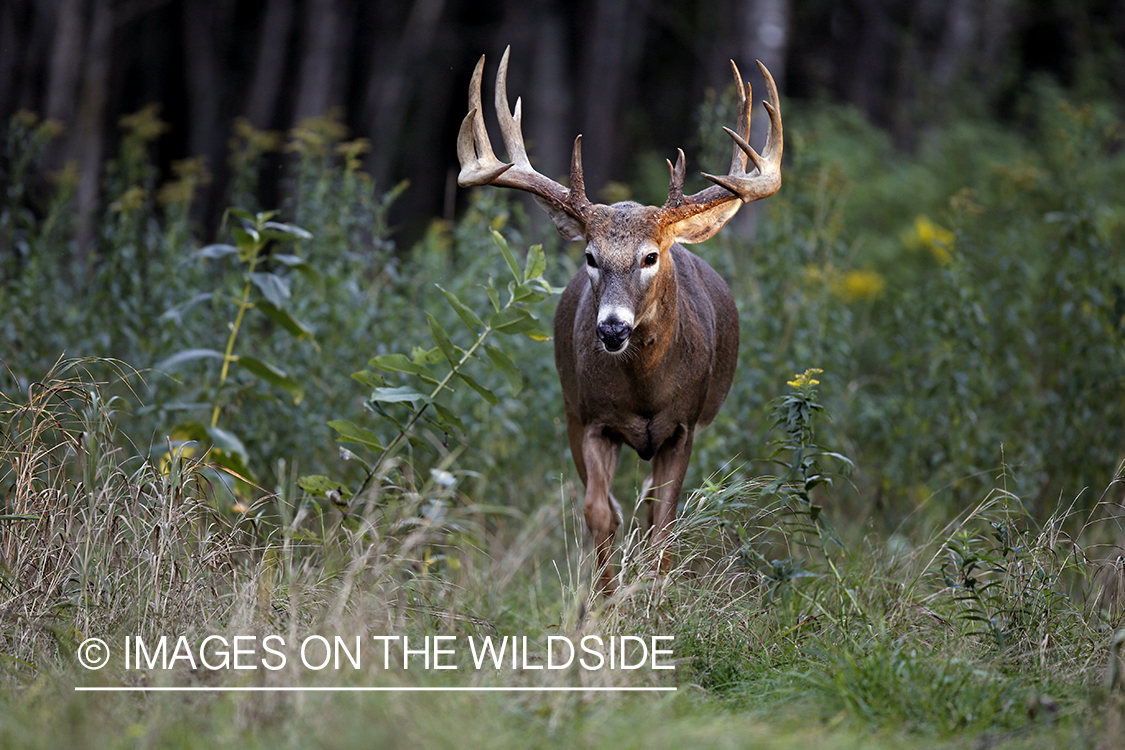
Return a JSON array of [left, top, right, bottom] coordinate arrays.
[[157, 156, 211, 206], [335, 138, 371, 171], [832, 269, 885, 302], [109, 185, 147, 213], [287, 108, 349, 156], [902, 214, 955, 264], [787, 368, 823, 389], [119, 104, 169, 142]]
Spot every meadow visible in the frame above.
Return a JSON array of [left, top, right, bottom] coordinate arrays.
[[2, 78, 1124, 748]]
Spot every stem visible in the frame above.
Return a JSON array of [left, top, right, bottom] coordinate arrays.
[[354, 322, 494, 500], [210, 248, 262, 428]]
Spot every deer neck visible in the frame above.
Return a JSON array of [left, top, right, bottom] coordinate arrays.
[[626, 252, 684, 376]]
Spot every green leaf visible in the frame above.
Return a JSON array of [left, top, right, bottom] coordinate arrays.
[[298, 475, 351, 499], [437, 285, 485, 332], [205, 425, 249, 461], [485, 344, 522, 394], [426, 312, 458, 366], [327, 420, 384, 451], [160, 292, 213, 325], [486, 278, 501, 312], [256, 300, 315, 341], [431, 402, 466, 433], [250, 272, 291, 307], [351, 369, 384, 388], [523, 243, 546, 281], [235, 356, 304, 403], [369, 386, 430, 404], [413, 346, 445, 365], [456, 371, 498, 405], [197, 244, 238, 260], [233, 226, 261, 248], [491, 229, 521, 282], [154, 348, 226, 371], [510, 280, 547, 304], [209, 446, 256, 485], [271, 253, 320, 283], [524, 329, 551, 342], [261, 221, 313, 240], [370, 353, 439, 383], [489, 307, 537, 335]]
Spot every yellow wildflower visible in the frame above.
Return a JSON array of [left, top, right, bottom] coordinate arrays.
[[787, 368, 823, 389], [335, 138, 371, 171], [903, 215, 955, 265], [287, 108, 349, 156], [832, 269, 885, 302], [230, 116, 282, 153], [49, 161, 79, 190], [949, 188, 983, 217], [109, 185, 147, 213], [157, 156, 211, 206], [119, 104, 169, 142], [14, 110, 39, 128]]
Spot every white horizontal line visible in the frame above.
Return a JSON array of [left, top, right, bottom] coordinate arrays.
[[74, 686, 676, 693]]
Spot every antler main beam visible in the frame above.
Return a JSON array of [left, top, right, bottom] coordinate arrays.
[[456, 47, 592, 222], [656, 60, 783, 226]]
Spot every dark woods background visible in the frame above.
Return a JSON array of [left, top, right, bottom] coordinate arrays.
[[3, 0, 1124, 242]]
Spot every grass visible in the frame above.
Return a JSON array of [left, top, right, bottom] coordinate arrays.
[[2, 364, 1124, 749], [3, 80, 1125, 748]]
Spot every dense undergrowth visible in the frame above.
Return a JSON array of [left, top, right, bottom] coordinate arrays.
[[2, 77, 1125, 747]]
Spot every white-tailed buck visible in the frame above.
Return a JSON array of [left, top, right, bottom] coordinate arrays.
[[457, 47, 783, 594]]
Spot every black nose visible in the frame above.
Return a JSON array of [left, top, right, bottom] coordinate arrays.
[[596, 319, 632, 352]]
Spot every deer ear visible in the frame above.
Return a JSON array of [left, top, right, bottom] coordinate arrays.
[[533, 196, 586, 241], [667, 200, 742, 245]]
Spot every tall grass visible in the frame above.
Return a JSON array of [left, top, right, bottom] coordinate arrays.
[[2, 74, 1125, 747]]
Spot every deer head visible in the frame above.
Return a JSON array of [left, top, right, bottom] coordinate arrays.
[[458, 48, 781, 355], [457, 47, 783, 594]]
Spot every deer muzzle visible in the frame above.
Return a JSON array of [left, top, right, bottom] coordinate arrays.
[[596, 315, 633, 353]]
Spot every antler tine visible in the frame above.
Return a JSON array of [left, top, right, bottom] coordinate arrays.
[[699, 60, 783, 203], [728, 61, 750, 175], [570, 135, 588, 205], [756, 59, 783, 164], [457, 54, 512, 187], [663, 148, 687, 208], [456, 47, 589, 219], [494, 46, 530, 169]]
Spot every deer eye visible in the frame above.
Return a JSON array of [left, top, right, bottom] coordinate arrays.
[[642, 252, 659, 267], [585, 252, 598, 269]]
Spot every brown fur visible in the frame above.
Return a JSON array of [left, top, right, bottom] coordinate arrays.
[[553, 206, 739, 593]]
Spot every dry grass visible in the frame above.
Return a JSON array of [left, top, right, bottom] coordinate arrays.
[[2, 363, 1125, 748]]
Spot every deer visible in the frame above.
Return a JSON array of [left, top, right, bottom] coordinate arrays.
[[456, 47, 783, 594]]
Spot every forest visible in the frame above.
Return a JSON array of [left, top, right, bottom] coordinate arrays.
[[2, 1, 1125, 748]]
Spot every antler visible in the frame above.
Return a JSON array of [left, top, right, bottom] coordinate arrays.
[[456, 46, 592, 222], [657, 60, 783, 224]]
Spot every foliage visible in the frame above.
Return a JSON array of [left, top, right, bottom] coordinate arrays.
[[154, 208, 315, 509], [2, 69, 1125, 750], [308, 229, 556, 514]]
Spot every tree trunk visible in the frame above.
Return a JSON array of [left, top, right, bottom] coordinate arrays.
[[293, 0, 352, 123], [69, 0, 113, 273], [578, 0, 651, 198], [45, 0, 87, 124], [245, 0, 296, 129], [361, 0, 445, 190]]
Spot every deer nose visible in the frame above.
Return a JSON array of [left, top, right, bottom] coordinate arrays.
[[596, 319, 632, 352]]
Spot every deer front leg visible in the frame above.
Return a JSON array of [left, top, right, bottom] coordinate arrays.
[[646, 427, 694, 574], [581, 427, 622, 594]]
